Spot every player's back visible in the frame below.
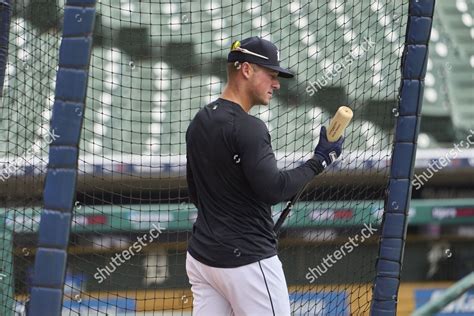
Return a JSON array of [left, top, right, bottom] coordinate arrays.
[[185, 98, 278, 268]]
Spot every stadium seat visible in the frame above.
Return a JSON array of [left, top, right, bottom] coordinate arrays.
[[447, 57, 474, 135], [422, 57, 451, 118], [436, 0, 474, 58], [349, 119, 391, 153]]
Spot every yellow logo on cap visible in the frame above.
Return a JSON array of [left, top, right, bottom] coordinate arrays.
[[231, 40, 241, 50]]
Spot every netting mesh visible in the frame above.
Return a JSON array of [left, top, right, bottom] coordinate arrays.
[[1, 0, 62, 314], [1, 0, 409, 314]]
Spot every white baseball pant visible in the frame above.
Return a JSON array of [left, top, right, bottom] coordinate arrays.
[[186, 252, 291, 316]]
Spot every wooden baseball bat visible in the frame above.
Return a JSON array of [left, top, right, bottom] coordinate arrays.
[[274, 106, 353, 235]]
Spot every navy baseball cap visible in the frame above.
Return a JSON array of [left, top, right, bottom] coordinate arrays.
[[227, 37, 294, 78]]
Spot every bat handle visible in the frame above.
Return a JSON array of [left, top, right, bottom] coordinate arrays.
[[273, 202, 292, 234], [274, 183, 308, 235]]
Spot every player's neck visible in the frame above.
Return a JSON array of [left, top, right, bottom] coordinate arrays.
[[220, 84, 252, 113]]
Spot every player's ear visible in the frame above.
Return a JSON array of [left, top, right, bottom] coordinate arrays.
[[241, 62, 253, 79]]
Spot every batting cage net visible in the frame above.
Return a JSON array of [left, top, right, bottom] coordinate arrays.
[[1, 0, 409, 315], [1, 0, 63, 314]]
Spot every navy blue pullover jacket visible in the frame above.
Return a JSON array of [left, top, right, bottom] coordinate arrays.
[[186, 98, 324, 267]]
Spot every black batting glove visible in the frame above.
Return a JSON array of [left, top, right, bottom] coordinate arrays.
[[314, 126, 344, 168]]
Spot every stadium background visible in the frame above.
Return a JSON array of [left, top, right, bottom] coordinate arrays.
[[0, 0, 473, 315]]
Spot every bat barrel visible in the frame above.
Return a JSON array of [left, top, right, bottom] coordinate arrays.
[[327, 106, 353, 142]]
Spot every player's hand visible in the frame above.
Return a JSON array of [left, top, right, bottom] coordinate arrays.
[[314, 126, 344, 168]]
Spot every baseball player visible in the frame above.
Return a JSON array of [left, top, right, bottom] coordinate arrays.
[[185, 36, 344, 315]]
